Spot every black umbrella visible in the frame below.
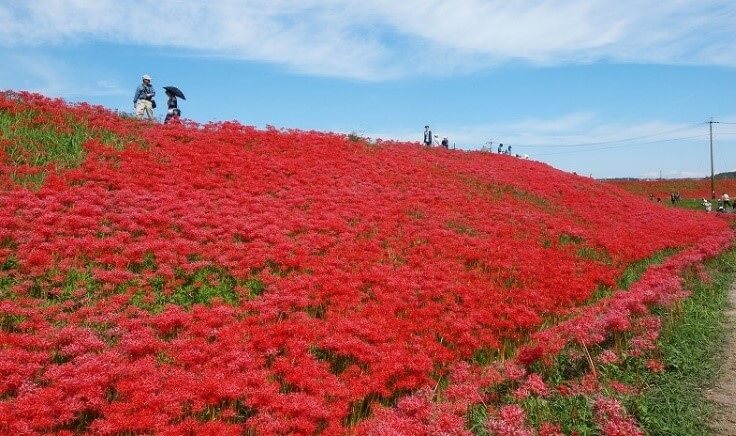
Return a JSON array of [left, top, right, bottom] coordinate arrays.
[[163, 86, 186, 100]]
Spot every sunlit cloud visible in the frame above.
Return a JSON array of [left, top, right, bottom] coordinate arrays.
[[1, 0, 735, 80]]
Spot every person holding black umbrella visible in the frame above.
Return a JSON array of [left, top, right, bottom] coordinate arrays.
[[163, 86, 185, 124]]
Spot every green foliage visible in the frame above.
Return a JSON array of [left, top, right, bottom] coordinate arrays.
[[577, 247, 612, 264], [310, 347, 367, 375], [243, 277, 266, 298], [463, 176, 551, 210], [0, 275, 14, 300], [672, 199, 708, 211], [630, 248, 735, 435], [446, 220, 478, 236], [135, 264, 267, 312], [522, 395, 596, 435], [0, 108, 130, 188], [557, 233, 613, 265], [157, 266, 240, 309], [127, 252, 158, 273], [343, 390, 413, 427], [0, 109, 88, 168], [0, 312, 25, 333], [466, 404, 489, 435], [1, 254, 17, 271], [11, 172, 46, 189], [617, 248, 678, 290], [587, 248, 679, 303], [471, 347, 497, 366], [347, 132, 366, 143], [558, 233, 584, 246], [4, 252, 268, 312], [21, 267, 103, 302], [54, 409, 102, 434]]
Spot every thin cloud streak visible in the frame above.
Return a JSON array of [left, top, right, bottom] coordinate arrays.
[[364, 114, 714, 150], [1, 1, 735, 80], [0, 54, 127, 98]]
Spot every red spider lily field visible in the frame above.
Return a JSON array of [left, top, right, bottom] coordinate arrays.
[[607, 178, 736, 201], [0, 92, 734, 435]]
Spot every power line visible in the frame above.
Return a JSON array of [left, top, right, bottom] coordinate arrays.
[[479, 120, 735, 157], [514, 123, 702, 149], [534, 134, 706, 156]]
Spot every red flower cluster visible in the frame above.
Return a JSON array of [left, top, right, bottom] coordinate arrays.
[[0, 92, 732, 433]]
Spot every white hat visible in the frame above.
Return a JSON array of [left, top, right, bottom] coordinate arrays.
[[142, 74, 152, 80]]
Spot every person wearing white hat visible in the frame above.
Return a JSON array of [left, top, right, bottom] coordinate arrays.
[[133, 74, 156, 120]]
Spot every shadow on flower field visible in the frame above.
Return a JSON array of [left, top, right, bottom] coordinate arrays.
[[0, 91, 734, 434]]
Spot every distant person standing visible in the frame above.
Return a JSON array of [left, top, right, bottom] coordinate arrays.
[[441, 137, 449, 148], [497, 143, 503, 154], [507, 145, 512, 155], [722, 193, 731, 209], [423, 125, 433, 146], [133, 74, 156, 120]]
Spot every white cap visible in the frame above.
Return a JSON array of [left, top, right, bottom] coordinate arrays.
[[142, 74, 152, 80]]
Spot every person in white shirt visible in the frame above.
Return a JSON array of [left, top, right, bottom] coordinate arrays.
[[721, 193, 731, 209]]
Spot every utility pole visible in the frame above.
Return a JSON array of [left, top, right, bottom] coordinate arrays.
[[709, 119, 720, 199]]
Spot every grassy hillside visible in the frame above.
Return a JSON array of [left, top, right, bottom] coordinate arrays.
[[0, 92, 733, 434]]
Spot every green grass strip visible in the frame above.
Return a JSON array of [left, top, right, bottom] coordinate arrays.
[[630, 246, 735, 435], [0, 110, 89, 168], [0, 107, 131, 188]]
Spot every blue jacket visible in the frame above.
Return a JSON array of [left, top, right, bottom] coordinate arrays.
[[133, 84, 155, 103]]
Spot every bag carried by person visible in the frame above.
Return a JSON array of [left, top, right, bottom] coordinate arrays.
[[151, 99, 157, 109]]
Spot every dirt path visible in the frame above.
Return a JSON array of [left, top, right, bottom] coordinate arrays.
[[708, 282, 736, 435]]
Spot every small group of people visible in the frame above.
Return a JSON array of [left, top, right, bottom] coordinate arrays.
[[423, 125, 450, 148], [423, 126, 531, 157], [497, 143, 512, 155], [133, 74, 183, 123], [702, 193, 732, 213], [670, 192, 682, 204], [487, 141, 530, 159]]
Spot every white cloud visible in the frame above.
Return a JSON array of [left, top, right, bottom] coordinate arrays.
[[0, 0, 735, 80], [0, 53, 126, 98], [642, 170, 706, 179]]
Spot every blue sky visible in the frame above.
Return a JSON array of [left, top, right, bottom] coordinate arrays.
[[1, 0, 735, 178]]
